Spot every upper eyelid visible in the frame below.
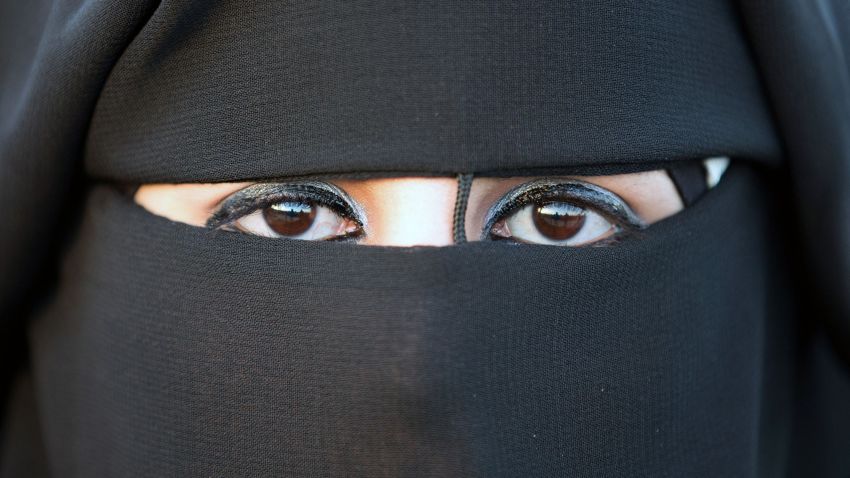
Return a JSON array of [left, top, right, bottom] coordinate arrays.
[[480, 179, 646, 240], [205, 181, 364, 229]]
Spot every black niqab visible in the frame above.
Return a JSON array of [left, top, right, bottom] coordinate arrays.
[[1, 1, 849, 476]]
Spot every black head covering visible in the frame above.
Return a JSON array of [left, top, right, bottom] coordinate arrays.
[[0, 1, 848, 476]]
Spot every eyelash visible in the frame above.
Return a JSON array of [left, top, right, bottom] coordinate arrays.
[[208, 179, 643, 246], [206, 182, 364, 239], [481, 180, 646, 244]]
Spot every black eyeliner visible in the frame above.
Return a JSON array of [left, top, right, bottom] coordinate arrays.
[[206, 181, 365, 230], [481, 179, 646, 241]]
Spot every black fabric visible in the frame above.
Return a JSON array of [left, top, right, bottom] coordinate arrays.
[[740, 0, 850, 364], [0, 1, 849, 477], [29, 166, 794, 476], [738, 5, 850, 472], [0, 0, 161, 450], [452, 173, 474, 244], [84, 1, 779, 183], [0, 373, 48, 477], [666, 163, 708, 207]]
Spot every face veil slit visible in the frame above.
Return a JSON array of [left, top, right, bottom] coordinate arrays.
[[132, 166, 701, 248]]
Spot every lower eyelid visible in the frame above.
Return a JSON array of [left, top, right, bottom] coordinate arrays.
[[484, 181, 641, 231], [227, 200, 366, 243], [208, 181, 364, 230], [232, 210, 279, 237], [140, 170, 688, 246]]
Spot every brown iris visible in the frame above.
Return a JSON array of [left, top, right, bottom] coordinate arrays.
[[262, 201, 317, 236], [532, 202, 586, 240]]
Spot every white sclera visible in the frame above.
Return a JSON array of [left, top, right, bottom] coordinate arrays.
[[503, 203, 617, 246], [234, 204, 349, 240]]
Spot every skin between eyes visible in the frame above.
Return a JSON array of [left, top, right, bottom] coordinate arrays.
[[134, 171, 683, 246]]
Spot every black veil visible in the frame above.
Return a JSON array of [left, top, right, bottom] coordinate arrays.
[[1, 1, 848, 476]]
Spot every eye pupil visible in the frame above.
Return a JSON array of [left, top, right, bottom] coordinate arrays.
[[532, 202, 586, 240], [262, 201, 317, 236]]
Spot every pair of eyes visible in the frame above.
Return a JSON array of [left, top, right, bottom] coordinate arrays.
[[207, 179, 645, 247]]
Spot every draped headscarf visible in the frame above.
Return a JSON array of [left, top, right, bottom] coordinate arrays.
[[1, 1, 848, 475]]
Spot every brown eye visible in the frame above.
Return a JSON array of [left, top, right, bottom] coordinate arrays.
[[532, 202, 586, 240], [262, 201, 317, 236], [218, 181, 364, 241], [493, 200, 616, 246]]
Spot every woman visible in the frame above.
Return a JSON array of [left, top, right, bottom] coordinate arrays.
[[1, 1, 848, 476]]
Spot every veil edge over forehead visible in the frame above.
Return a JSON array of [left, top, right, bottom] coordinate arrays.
[[84, 1, 780, 183]]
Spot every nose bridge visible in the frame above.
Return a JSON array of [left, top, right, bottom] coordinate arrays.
[[354, 177, 459, 247]]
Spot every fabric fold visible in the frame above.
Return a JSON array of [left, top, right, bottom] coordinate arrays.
[[85, 1, 780, 182]]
